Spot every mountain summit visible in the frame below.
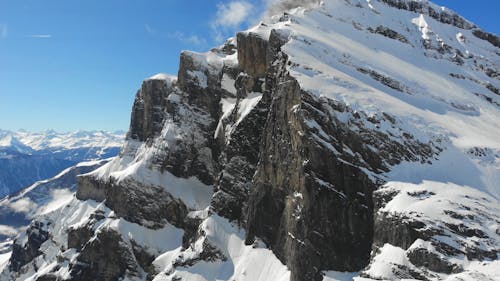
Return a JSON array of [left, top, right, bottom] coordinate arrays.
[[1, 1, 499, 280]]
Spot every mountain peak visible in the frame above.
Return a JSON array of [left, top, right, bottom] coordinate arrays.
[[0, 135, 32, 154]]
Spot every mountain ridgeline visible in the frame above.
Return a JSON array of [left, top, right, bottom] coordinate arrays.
[[0, 131, 124, 198], [2, 0, 499, 280]]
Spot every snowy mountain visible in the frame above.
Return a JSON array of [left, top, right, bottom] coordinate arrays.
[[0, 160, 109, 274], [0, 160, 110, 238], [0, 130, 124, 198], [2, 0, 499, 280]]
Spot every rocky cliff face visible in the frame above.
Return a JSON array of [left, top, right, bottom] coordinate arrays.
[[2, 1, 499, 281]]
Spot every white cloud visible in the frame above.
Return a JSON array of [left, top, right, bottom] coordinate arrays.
[[214, 1, 253, 28], [9, 198, 37, 214], [211, 1, 254, 42], [36, 189, 74, 216], [208, 0, 321, 43], [29, 34, 52, 38], [263, 0, 322, 18], [0, 24, 7, 39], [145, 23, 206, 46], [171, 31, 207, 46], [0, 225, 18, 237]]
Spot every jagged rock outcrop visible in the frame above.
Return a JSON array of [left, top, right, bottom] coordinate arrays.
[[379, 0, 475, 29], [78, 177, 188, 229], [128, 77, 172, 142], [472, 29, 500, 48], [237, 31, 269, 77], [244, 37, 436, 280], [9, 221, 49, 272], [368, 25, 411, 45], [69, 230, 141, 281]]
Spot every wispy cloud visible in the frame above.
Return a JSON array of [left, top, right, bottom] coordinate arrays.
[[211, 1, 253, 42], [146, 23, 206, 46], [145, 24, 155, 35], [263, 0, 321, 18], [8, 198, 37, 214], [0, 24, 7, 39], [0, 225, 18, 237], [171, 31, 207, 46], [29, 34, 52, 38], [214, 1, 253, 28]]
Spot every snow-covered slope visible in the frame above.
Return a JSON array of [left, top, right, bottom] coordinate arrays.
[[2, 1, 499, 281], [0, 130, 124, 198], [273, 0, 499, 197], [0, 159, 110, 276]]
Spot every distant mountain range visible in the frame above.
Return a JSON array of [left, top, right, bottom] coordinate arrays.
[[0, 159, 109, 242], [0, 130, 124, 198]]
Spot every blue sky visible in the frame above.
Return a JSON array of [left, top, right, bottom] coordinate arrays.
[[0, 0, 498, 132]]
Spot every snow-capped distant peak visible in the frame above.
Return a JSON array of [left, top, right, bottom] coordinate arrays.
[[4, 130, 125, 151], [0, 135, 33, 154]]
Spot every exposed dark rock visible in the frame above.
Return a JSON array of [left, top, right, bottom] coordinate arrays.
[[368, 25, 410, 44], [267, 29, 291, 67], [391, 263, 430, 280], [245, 62, 374, 280], [237, 31, 269, 77], [485, 68, 500, 79], [407, 190, 435, 198], [239, 31, 438, 279], [106, 179, 188, 229], [67, 224, 94, 252], [372, 187, 499, 273], [449, 73, 466, 79], [128, 77, 172, 142], [475, 93, 500, 106], [486, 83, 500, 96], [153, 64, 220, 186], [357, 67, 410, 93], [78, 173, 188, 230], [9, 221, 50, 272], [35, 274, 59, 281], [67, 210, 106, 251], [443, 210, 465, 220], [472, 29, 500, 48], [212, 28, 288, 223], [181, 216, 203, 249], [173, 240, 227, 268], [379, 0, 475, 29], [76, 174, 107, 202], [130, 240, 155, 273], [373, 212, 428, 250], [407, 248, 463, 274], [69, 230, 141, 281], [445, 222, 486, 238], [374, 188, 400, 210], [211, 91, 270, 222]]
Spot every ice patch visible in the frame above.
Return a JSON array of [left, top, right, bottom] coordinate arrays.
[[235, 92, 262, 126], [221, 73, 237, 94]]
